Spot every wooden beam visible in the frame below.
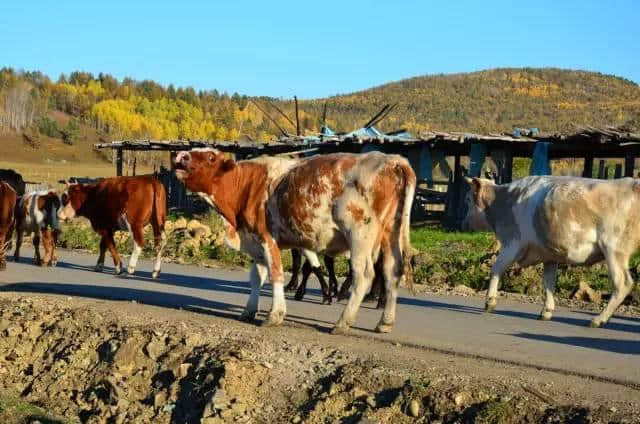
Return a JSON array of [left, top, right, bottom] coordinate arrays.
[[625, 156, 635, 177]]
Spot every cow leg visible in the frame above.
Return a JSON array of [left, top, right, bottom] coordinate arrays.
[[240, 261, 268, 322], [325, 256, 339, 297], [33, 232, 42, 266], [333, 250, 375, 335], [485, 244, 520, 312], [41, 229, 53, 266], [375, 241, 402, 333], [0, 232, 6, 270], [539, 262, 558, 321], [285, 249, 302, 292], [263, 237, 287, 327], [312, 264, 332, 305], [104, 231, 122, 274], [51, 230, 58, 267], [337, 262, 354, 301], [96, 236, 107, 272], [151, 230, 167, 278], [294, 260, 312, 301], [127, 225, 144, 275], [13, 227, 23, 263], [591, 250, 634, 328]]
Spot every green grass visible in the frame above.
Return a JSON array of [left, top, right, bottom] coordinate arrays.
[[0, 395, 68, 424]]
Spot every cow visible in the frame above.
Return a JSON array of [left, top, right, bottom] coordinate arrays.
[[285, 249, 339, 304], [13, 190, 61, 266], [172, 149, 415, 334], [463, 175, 640, 328], [0, 169, 25, 196], [0, 182, 17, 269], [57, 176, 167, 278], [288, 251, 387, 309]]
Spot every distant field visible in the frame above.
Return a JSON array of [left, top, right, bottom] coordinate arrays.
[[0, 160, 154, 187]]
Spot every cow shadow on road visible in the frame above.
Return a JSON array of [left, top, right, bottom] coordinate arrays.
[[0, 282, 244, 321], [396, 296, 640, 334], [511, 332, 640, 355]]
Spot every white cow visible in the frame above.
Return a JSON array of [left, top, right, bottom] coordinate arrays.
[[463, 175, 640, 327]]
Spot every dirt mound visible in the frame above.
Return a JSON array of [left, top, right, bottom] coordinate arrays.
[[0, 296, 635, 423]]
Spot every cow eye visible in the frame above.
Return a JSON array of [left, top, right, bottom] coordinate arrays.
[[209, 155, 214, 162]]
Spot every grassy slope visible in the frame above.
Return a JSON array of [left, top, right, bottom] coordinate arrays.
[[295, 68, 640, 134]]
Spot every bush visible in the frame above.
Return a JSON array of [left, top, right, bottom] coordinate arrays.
[[61, 118, 80, 145], [37, 116, 61, 138]]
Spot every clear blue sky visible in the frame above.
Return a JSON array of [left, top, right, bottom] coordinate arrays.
[[1, 1, 638, 98]]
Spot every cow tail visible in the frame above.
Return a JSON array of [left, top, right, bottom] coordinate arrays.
[[153, 180, 167, 235], [397, 161, 417, 294]]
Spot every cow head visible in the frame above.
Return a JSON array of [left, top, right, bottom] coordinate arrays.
[[462, 177, 494, 231], [172, 149, 236, 195], [38, 190, 62, 230], [58, 184, 87, 221]]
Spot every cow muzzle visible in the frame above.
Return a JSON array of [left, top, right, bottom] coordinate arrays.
[[172, 152, 191, 179], [57, 204, 75, 221]]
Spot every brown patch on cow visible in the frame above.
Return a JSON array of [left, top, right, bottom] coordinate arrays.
[[347, 202, 366, 224], [0, 182, 17, 268]]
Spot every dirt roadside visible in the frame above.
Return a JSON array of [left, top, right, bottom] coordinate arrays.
[[0, 293, 638, 424]]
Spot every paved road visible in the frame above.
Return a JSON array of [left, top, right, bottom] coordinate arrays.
[[1, 248, 639, 386]]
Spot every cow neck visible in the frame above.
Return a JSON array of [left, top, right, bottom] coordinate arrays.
[[206, 163, 248, 229], [207, 161, 268, 231], [481, 183, 503, 231]]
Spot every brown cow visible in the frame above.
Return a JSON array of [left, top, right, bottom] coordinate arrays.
[[58, 176, 167, 277], [173, 149, 415, 334], [14, 190, 61, 266], [0, 182, 17, 269]]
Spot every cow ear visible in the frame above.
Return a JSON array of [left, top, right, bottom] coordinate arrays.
[[220, 158, 236, 173]]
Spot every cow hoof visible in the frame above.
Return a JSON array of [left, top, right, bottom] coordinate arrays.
[[13, 257, 19, 263], [51, 260, 57, 267], [284, 283, 298, 293], [331, 324, 350, 335], [321, 296, 332, 305], [589, 319, 603, 328], [238, 312, 257, 323], [151, 270, 160, 279], [375, 322, 394, 333], [538, 312, 553, 321], [263, 312, 284, 327], [94, 265, 104, 273], [294, 292, 305, 301], [484, 299, 497, 313]]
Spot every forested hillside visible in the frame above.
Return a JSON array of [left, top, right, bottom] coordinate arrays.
[[1, 67, 639, 157]]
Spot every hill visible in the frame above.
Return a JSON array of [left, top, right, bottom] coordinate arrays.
[[1, 67, 639, 181], [293, 68, 640, 135]]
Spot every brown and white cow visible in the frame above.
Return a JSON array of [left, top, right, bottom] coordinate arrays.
[[173, 149, 415, 334], [463, 175, 640, 328], [0, 181, 17, 269], [58, 176, 167, 277], [14, 190, 61, 266]]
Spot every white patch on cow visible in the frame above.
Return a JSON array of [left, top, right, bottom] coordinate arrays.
[[301, 249, 321, 268], [127, 240, 142, 274], [152, 231, 167, 278]]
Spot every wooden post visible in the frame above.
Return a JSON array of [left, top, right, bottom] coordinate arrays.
[[294, 96, 301, 136], [116, 148, 123, 177], [582, 155, 593, 178], [597, 160, 605, 179], [132, 156, 137, 176], [503, 150, 513, 183], [444, 155, 463, 229], [625, 156, 635, 177], [604, 165, 610, 180], [614, 163, 622, 179]]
